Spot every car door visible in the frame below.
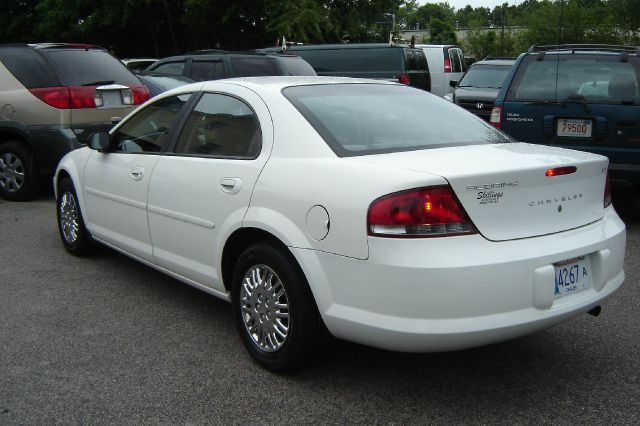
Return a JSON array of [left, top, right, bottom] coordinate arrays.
[[83, 93, 193, 262], [146, 86, 273, 291]]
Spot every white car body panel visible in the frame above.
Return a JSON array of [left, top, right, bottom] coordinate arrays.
[[54, 77, 626, 354]]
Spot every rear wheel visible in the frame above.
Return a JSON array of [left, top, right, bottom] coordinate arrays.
[[57, 177, 93, 256], [231, 242, 321, 371], [0, 141, 41, 201]]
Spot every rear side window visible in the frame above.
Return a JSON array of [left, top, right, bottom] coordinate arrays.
[[112, 94, 192, 153], [42, 49, 140, 86], [152, 61, 186, 76], [175, 93, 261, 158], [416, 51, 428, 72], [284, 84, 509, 157], [506, 54, 640, 104], [405, 50, 417, 71], [0, 46, 58, 88], [229, 57, 277, 77], [191, 60, 226, 81], [294, 48, 404, 74]]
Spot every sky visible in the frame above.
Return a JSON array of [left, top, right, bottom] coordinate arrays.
[[417, 0, 524, 10]]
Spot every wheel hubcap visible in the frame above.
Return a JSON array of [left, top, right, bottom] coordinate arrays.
[[240, 264, 290, 352], [0, 153, 25, 193], [59, 191, 80, 244]]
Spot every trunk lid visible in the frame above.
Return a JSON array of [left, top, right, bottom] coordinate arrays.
[[357, 142, 608, 241]]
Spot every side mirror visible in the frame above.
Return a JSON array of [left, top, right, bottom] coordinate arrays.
[[449, 80, 458, 88], [87, 132, 113, 151]]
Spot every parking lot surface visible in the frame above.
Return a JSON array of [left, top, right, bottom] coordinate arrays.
[[1, 190, 639, 424]]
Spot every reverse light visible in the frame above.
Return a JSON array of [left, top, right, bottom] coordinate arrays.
[[398, 74, 410, 85], [489, 106, 502, 129], [545, 166, 577, 177], [604, 171, 612, 208], [367, 186, 477, 237]]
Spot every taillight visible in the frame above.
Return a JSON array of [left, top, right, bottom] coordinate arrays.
[[398, 74, 410, 85], [490, 106, 502, 129], [131, 85, 150, 105], [367, 186, 476, 237], [604, 171, 612, 208], [444, 57, 452, 73], [545, 166, 577, 177], [69, 86, 97, 108], [29, 87, 71, 109]]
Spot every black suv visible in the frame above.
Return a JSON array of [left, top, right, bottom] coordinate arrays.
[[145, 50, 316, 81], [260, 43, 431, 92], [0, 43, 149, 201], [492, 44, 640, 190]]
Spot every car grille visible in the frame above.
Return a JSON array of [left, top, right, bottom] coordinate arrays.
[[457, 100, 495, 121]]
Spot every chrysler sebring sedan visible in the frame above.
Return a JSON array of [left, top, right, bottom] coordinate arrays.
[[54, 77, 626, 371]]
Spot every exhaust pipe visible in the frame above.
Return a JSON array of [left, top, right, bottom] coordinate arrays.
[[587, 306, 602, 317]]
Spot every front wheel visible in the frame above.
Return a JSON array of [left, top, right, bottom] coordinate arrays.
[[231, 242, 322, 371], [56, 177, 94, 256]]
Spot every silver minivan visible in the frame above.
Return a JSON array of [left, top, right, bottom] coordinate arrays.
[[417, 44, 466, 97]]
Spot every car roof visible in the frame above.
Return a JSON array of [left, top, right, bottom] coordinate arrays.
[[267, 43, 419, 51], [474, 58, 516, 66], [156, 51, 304, 62]]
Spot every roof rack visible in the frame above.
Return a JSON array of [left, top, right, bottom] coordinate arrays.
[[482, 56, 517, 60], [528, 44, 640, 54], [184, 49, 227, 55]]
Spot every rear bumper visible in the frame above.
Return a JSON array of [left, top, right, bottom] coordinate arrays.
[[293, 207, 625, 352]]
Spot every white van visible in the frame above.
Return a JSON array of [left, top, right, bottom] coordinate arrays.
[[417, 44, 466, 97]]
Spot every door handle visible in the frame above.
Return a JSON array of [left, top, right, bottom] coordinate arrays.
[[220, 177, 243, 194], [130, 167, 145, 181]]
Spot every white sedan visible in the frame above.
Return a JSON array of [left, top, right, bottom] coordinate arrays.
[[54, 77, 626, 371]]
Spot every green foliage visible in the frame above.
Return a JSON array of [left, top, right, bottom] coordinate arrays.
[[429, 18, 457, 44]]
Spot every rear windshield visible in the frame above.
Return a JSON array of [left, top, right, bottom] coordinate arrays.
[[459, 64, 512, 89], [43, 49, 140, 86], [293, 48, 404, 75], [283, 84, 509, 157], [271, 56, 316, 76], [506, 54, 640, 104]]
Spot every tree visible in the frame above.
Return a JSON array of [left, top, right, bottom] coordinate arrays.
[[429, 18, 456, 44]]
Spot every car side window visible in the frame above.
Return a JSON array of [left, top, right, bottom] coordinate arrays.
[[191, 60, 226, 81], [416, 51, 428, 71], [229, 57, 277, 77], [112, 94, 192, 153], [174, 93, 261, 158], [405, 50, 417, 71], [152, 61, 186, 76], [458, 49, 466, 72]]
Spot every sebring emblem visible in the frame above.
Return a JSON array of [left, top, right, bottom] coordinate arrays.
[[476, 102, 484, 109]]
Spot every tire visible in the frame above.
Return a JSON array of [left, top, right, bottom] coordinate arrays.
[[0, 140, 41, 201], [231, 242, 322, 371], [56, 177, 94, 256]]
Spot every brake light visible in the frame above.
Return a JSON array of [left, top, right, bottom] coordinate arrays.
[[29, 87, 71, 109], [367, 186, 476, 237], [398, 74, 410, 85], [131, 85, 150, 104], [69, 86, 97, 108], [545, 166, 577, 177], [604, 171, 612, 208], [490, 106, 502, 129], [444, 57, 452, 73]]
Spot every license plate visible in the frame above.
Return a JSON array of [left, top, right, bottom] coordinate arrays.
[[554, 256, 591, 298], [557, 119, 592, 138], [99, 90, 123, 107]]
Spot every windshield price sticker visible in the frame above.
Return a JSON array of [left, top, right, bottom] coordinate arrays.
[[554, 256, 591, 298], [557, 119, 592, 138]]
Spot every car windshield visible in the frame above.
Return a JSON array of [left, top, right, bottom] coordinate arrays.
[[283, 83, 510, 157], [506, 54, 640, 104], [459, 64, 512, 89], [43, 48, 140, 86]]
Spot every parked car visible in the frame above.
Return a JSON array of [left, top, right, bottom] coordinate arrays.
[[417, 44, 466, 97], [260, 43, 431, 92], [146, 50, 316, 81], [0, 43, 150, 201], [55, 77, 625, 371], [121, 58, 158, 72], [491, 44, 640, 191], [136, 72, 194, 98], [446, 57, 516, 121]]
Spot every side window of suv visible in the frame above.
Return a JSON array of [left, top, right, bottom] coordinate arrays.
[[405, 50, 417, 71], [416, 51, 428, 71], [191, 60, 226, 81], [153, 61, 186, 76], [175, 93, 261, 158], [229, 57, 277, 77], [112, 94, 192, 153]]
